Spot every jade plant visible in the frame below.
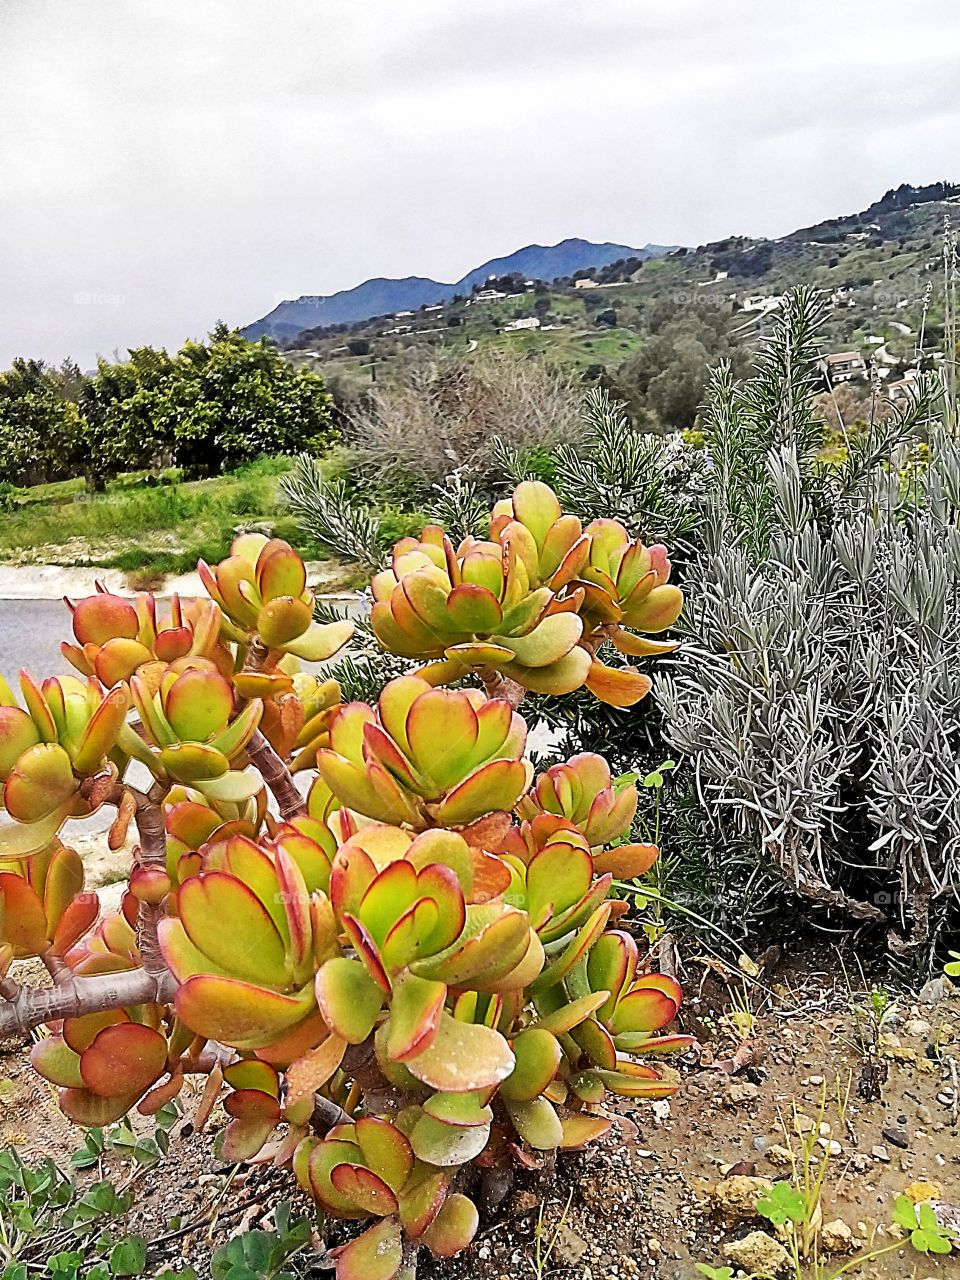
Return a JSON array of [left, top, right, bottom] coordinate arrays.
[[0, 485, 690, 1280]]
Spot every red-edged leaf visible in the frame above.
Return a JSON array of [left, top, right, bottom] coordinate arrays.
[[385, 972, 446, 1061], [404, 1012, 514, 1092], [354, 1116, 414, 1195], [284, 1031, 346, 1102], [330, 1164, 399, 1216], [421, 1192, 480, 1258], [314, 957, 384, 1044], [175, 975, 315, 1050], [79, 1024, 167, 1098], [331, 1218, 402, 1280]]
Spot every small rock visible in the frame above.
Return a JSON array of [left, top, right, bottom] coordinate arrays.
[[548, 1222, 589, 1266], [882, 1126, 909, 1150], [793, 1112, 815, 1134], [904, 1018, 932, 1038], [817, 1138, 842, 1156], [765, 1144, 795, 1168], [821, 1218, 856, 1254], [872, 1144, 890, 1162], [722, 1230, 791, 1276], [726, 1081, 760, 1106], [646, 1237, 661, 1255], [712, 1175, 774, 1221], [807, 1075, 824, 1086], [509, 1190, 540, 1215], [919, 977, 951, 1006]]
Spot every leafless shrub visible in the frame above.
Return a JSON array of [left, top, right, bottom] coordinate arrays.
[[344, 349, 584, 499]]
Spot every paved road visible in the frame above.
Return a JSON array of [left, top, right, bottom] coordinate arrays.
[[0, 596, 366, 693], [0, 595, 364, 841], [0, 599, 77, 691]]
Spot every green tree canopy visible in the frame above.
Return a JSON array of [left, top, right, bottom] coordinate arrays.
[[80, 327, 335, 481], [0, 358, 83, 485]]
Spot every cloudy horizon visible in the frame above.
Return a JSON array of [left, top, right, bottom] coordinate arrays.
[[2, 0, 959, 367]]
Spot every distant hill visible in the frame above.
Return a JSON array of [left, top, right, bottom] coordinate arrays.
[[277, 179, 959, 402], [785, 181, 960, 244], [241, 239, 675, 341]]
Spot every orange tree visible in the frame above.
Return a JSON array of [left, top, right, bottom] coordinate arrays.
[[0, 481, 688, 1279]]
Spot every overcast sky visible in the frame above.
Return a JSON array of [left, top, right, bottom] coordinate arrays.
[[2, 0, 959, 368]]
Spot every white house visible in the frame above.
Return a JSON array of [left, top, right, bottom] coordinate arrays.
[[819, 351, 866, 384], [503, 316, 541, 332], [887, 369, 921, 403], [742, 293, 785, 312]]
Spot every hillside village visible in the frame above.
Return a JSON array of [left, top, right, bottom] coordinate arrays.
[[278, 182, 958, 418]]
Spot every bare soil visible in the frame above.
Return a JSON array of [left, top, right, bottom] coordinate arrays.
[[3, 954, 958, 1279]]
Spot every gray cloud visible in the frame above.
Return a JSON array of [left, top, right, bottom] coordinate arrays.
[[1, 0, 958, 367]]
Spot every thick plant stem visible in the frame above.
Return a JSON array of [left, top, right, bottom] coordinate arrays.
[[242, 635, 307, 821], [310, 1095, 351, 1133], [0, 967, 176, 1039], [247, 729, 307, 821], [41, 951, 72, 985], [478, 665, 525, 709], [133, 787, 169, 975]]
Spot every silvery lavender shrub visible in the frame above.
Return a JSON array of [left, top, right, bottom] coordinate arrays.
[[657, 287, 958, 954]]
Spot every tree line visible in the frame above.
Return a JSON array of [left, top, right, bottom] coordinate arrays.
[[0, 324, 334, 491]]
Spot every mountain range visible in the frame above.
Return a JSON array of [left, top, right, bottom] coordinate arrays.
[[241, 238, 675, 342]]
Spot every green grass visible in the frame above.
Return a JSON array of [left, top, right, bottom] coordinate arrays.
[[471, 323, 643, 371], [0, 455, 334, 580]]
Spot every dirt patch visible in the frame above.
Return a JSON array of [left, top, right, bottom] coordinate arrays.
[[2, 960, 957, 1278]]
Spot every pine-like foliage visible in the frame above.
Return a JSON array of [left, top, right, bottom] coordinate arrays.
[[429, 468, 489, 542], [313, 598, 414, 703], [496, 387, 706, 545], [280, 453, 385, 572]]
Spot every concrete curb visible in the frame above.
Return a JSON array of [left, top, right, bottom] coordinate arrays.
[[0, 562, 360, 602]]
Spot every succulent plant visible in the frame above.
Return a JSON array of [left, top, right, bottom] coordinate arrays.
[[158, 832, 334, 1050], [0, 840, 96, 960], [0, 487, 688, 1280], [372, 481, 682, 706], [62, 588, 231, 687], [31, 1003, 174, 1126], [117, 663, 265, 804], [315, 675, 531, 830], [0, 671, 129, 847], [519, 751, 636, 843], [200, 533, 353, 661]]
